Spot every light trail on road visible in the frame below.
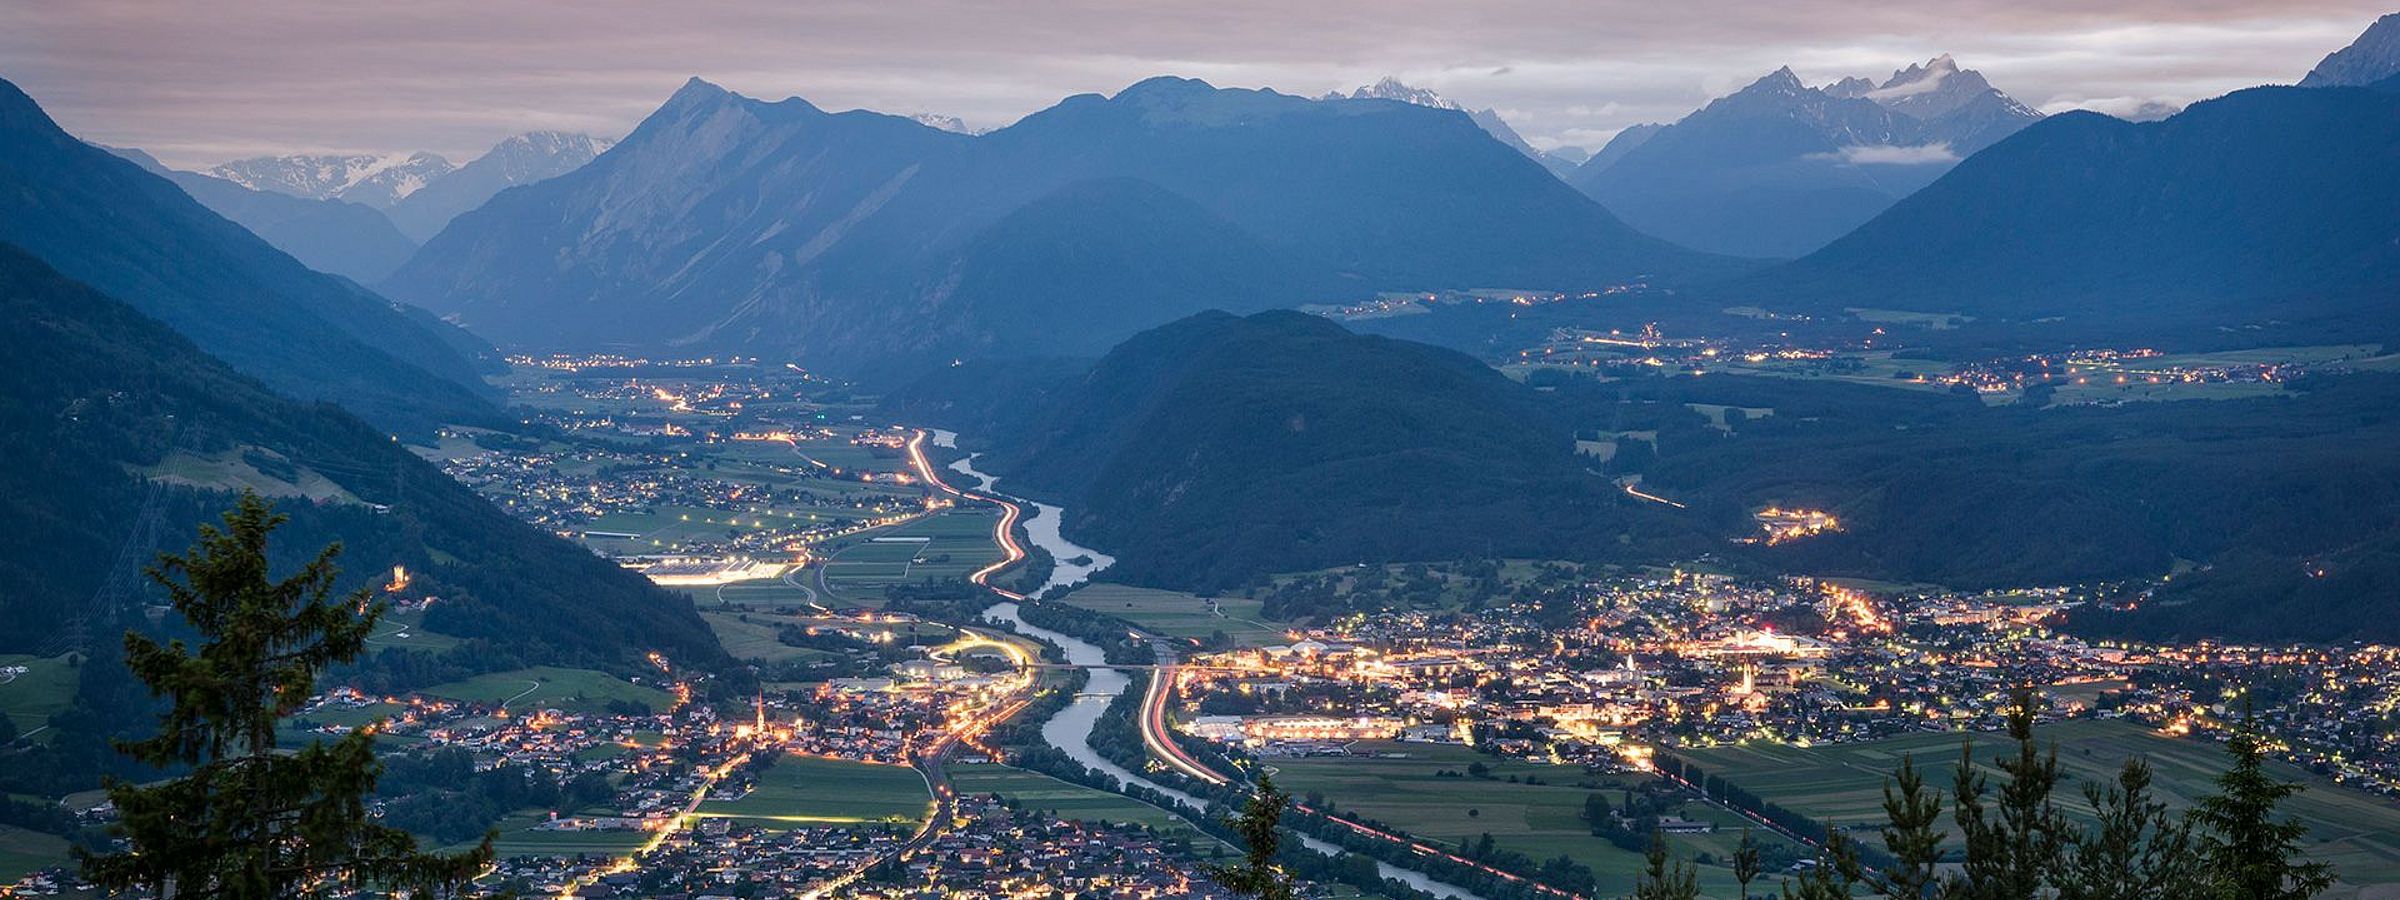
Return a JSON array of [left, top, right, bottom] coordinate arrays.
[[905, 429, 1027, 600]]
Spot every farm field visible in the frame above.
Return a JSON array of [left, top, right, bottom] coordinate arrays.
[[818, 509, 1003, 602], [697, 754, 931, 828], [466, 811, 653, 858], [680, 575, 822, 610], [949, 763, 1209, 842], [1679, 719, 2400, 890], [1270, 741, 1793, 897], [1055, 584, 1283, 645], [0, 654, 75, 739], [0, 825, 69, 883], [418, 667, 673, 714]]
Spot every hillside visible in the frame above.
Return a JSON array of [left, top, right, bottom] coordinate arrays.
[[0, 76, 495, 432], [1541, 371, 2400, 644], [0, 241, 723, 676], [957, 311, 1707, 590], [1741, 84, 2400, 344], [386, 77, 1718, 376]]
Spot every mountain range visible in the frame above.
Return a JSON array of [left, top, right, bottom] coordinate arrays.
[[105, 145, 421, 284], [1742, 79, 2400, 344], [381, 131, 614, 241], [385, 76, 1719, 376], [1569, 56, 2042, 258], [1340, 77, 1588, 176], [209, 149, 455, 208], [169, 131, 613, 271], [0, 76, 495, 432]]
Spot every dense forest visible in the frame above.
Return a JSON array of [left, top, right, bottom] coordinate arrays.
[[932, 310, 1711, 590]]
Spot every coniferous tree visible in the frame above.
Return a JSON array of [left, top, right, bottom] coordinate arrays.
[[1876, 754, 1945, 899], [1212, 774, 1297, 900], [79, 494, 491, 898], [1788, 824, 1865, 900], [1633, 830, 1700, 900], [2191, 729, 2335, 900], [2058, 757, 2201, 900], [1732, 829, 1763, 900], [1948, 691, 2065, 900]]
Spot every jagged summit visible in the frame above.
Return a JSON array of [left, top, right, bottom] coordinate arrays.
[[207, 150, 454, 208], [1348, 76, 1462, 109], [2301, 12, 2400, 87], [1569, 54, 2040, 257]]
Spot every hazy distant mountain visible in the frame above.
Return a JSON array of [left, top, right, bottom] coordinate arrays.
[[209, 150, 456, 208], [1569, 57, 2041, 258], [105, 145, 418, 283], [958, 310, 1702, 589], [1746, 84, 2400, 341], [384, 131, 614, 241], [2300, 12, 2400, 87], [0, 76, 494, 431], [1581, 122, 1664, 173], [1342, 77, 1583, 177], [387, 76, 1714, 376], [0, 240, 723, 671]]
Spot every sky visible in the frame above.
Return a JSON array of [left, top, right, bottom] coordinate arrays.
[[1, 0, 2387, 168]]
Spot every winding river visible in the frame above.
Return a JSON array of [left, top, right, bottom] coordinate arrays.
[[929, 430, 1117, 600], [928, 430, 1482, 899]]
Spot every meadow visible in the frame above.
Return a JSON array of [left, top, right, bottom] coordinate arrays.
[[0, 654, 76, 739], [0, 825, 69, 883], [1054, 583, 1283, 645], [949, 762, 1209, 842], [418, 667, 673, 713], [697, 754, 931, 828], [1270, 741, 1794, 897]]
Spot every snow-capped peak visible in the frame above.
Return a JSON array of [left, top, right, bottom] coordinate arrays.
[[907, 112, 979, 134], [1347, 76, 1462, 110], [1868, 54, 1961, 101], [206, 150, 455, 207]]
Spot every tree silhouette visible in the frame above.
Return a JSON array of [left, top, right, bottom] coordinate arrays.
[[2191, 727, 2335, 899], [79, 494, 491, 898], [1212, 774, 1296, 900]]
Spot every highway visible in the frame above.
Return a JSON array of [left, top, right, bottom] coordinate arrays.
[[903, 429, 1027, 600]]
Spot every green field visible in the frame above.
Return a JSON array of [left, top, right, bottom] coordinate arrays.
[[950, 763, 1210, 841], [1680, 719, 2400, 891], [0, 824, 70, 882], [1055, 584, 1285, 645], [818, 510, 1003, 602], [360, 607, 463, 654], [682, 576, 822, 609], [418, 667, 672, 713], [465, 811, 654, 858], [1271, 741, 1791, 897], [693, 608, 860, 663], [0, 654, 76, 739], [698, 754, 931, 827]]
